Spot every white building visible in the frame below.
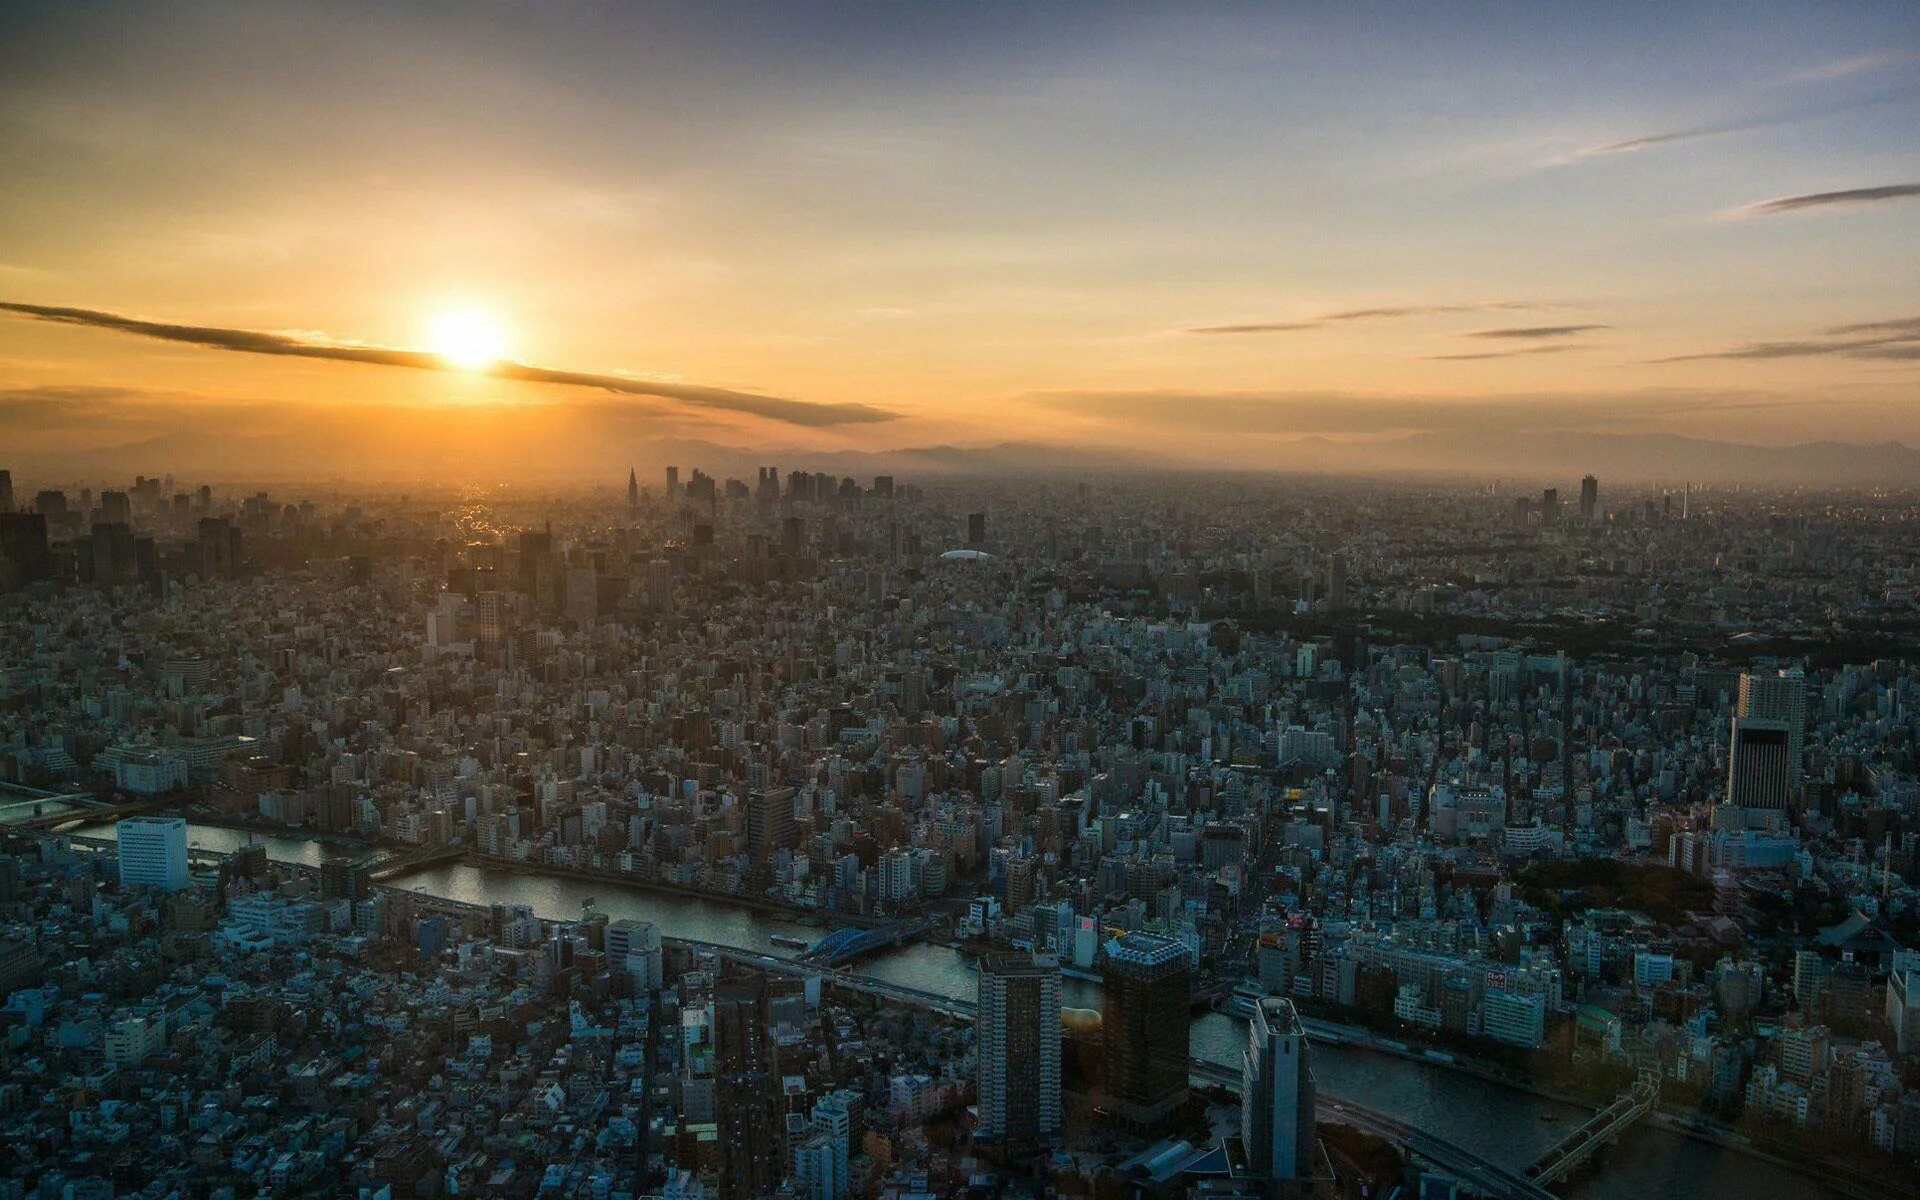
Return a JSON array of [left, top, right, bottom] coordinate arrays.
[[1481, 988, 1546, 1048], [117, 816, 190, 891], [103, 1014, 168, 1066], [1241, 996, 1316, 1180], [606, 918, 664, 991]]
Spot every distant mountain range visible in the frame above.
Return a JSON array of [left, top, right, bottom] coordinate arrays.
[[12, 427, 1920, 487]]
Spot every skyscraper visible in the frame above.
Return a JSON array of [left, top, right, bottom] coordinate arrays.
[[714, 975, 781, 1199], [627, 467, 639, 509], [117, 816, 190, 891], [665, 465, 679, 499], [1579, 474, 1598, 522], [975, 950, 1062, 1149], [967, 512, 986, 547], [1098, 933, 1190, 1131], [1725, 717, 1791, 825], [1739, 669, 1805, 791], [745, 786, 796, 865], [0, 512, 52, 584], [1541, 487, 1560, 526], [1326, 553, 1348, 610], [0, 468, 13, 513], [1242, 997, 1317, 1181]]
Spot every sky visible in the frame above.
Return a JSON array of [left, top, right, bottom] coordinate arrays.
[[2, 1, 1918, 478]]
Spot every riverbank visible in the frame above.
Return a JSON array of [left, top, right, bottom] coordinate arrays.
[[54, 819, 1845, 1200], [459, 851, 887, 928]]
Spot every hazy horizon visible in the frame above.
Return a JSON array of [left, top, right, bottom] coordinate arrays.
[[3, 2, 1918, 478]]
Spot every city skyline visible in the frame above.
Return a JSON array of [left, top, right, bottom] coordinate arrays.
[[3, 2, 1920, 480]]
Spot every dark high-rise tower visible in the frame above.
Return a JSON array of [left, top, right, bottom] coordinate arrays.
[[1579, 474, 1598, 522], [0, 512, 51, 583], [713, 975, 780, 1200], [1098, 933, 1190, 1131], [976, 951, 1062, 1149], [1724, 717, 1791, 829], [627, 468, 639, 509], [745, 786, 795, 866], [966, 512, 986, 547]]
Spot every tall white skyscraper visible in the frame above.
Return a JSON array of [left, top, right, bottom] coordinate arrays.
[[1242, 996, 1316, 1181], [117, 816, 190, 891], [976, 950, 1061, 1148]]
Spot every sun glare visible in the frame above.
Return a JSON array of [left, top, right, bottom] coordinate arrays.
[[428, 308, 506, 370]]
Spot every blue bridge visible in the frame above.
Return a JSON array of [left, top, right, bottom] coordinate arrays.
[[800, 920, 931, 966]]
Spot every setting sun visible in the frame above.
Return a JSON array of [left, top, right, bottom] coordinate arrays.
[[427, 308, 506, 370]]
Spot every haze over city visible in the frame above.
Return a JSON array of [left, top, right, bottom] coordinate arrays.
[[7, 7, 1920, 1200], [2, 2, 1919, 480]]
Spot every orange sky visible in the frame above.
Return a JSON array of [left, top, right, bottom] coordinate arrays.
[[2, 3, 1917, 478]]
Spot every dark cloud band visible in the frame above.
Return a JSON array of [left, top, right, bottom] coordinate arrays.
[[0, 301, 897, 427], [1737, 184, 1920, 216]]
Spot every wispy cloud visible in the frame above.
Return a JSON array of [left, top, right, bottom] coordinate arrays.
[[1577, 130, 1721, 158], [1024, 388, 1834, 435], [1424, 344, 1586, 362], [0, 301, 897, 427], [1466, 325, 1607, 340], [1184, 301, 1553, 335], [1733, 184, 1920, 217], [1569, 52, 1920, 161], [1655, 315, 1920, 362]]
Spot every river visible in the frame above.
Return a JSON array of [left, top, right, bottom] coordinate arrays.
[[70, 821, 1819, 1200]]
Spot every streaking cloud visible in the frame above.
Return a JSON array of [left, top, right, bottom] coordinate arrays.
[[1733, 184, 1920, 217], [0, 301, 898, 427]]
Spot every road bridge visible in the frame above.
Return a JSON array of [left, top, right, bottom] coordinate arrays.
[[363, 841, 468, 880], [1526, 1075, 1658, 1186], [800, 920, 934, 966], [2, 792, 176, 831]]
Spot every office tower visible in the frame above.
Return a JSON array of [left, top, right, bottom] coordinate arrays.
[[0, 512, 51, 584], [1242, 997, 1317, 1181], [872, 475, 894, 499], [88, 522, 139, 586], [196, 516, 241, 578], [1540, 487, 1559, 526], [967, 512, 986, 547], [781, 516, 804, 558], [99, 489, 131, 525], [975, 951, 1062, 1149], [473, 590, 506, 647], [1726, 717, 1791, 821], [796, 1092, 855, 1200], [627, 467, 639, 509], [1739, 669, 1805, 790], [646, 558, 673, 610], [665, 465, 679, 499], [605, 918, 664, 991], [117, 816, 190, 891], [1579, 474, 1598, 522], [1326, 553, 1348, 609], [794, 1131, 847, 1200], [0, 468, 12, 512], [745, 786, 796, 863], [713, 975, 781, 1200], [1099, 933, 1190, 1130]]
